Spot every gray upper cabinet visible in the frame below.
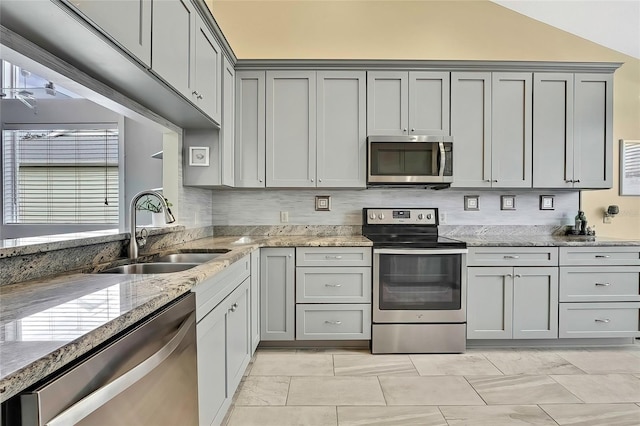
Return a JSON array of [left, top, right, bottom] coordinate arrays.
[[235, 71, 266, 187], [221, 56, 235, 187], [367, 71, 449, 136], [193, 12, 222, 123], [451, 72, 532, 188], [68, 0, 152, 67], [266, 71, 317, 187], [533, 73, 613, 189], [316, 71, 367, 188]]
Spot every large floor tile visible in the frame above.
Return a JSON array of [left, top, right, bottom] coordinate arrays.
[[551, 374, 640, 403], [556, 350, 640, 374], [379, 376, 485, 405], [467, 375, 582, 405], [298, 347, 370, 354], [540, 403, 640, 426], [287, 376, 385, 406], [410, 353, 503, 376], [337, 406, 446, 426], [440, 405, 557, 425], [334, 354, 418, 376], [250, 353, 334, 376], [226, 406, 337, 426], [483, 350, 585, 375], [234, 376, 290, 406]]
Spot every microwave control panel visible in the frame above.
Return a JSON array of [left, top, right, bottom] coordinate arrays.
[[365, 208, 438, 225]]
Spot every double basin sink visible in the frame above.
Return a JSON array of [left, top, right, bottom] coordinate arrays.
[[98, 250, 230, 274]]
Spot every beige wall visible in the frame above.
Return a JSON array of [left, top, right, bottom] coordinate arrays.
[[208, 0, 640, 238]]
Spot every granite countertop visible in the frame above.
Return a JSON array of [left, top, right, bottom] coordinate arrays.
[[455, 234, 640, 247], [0, 234, 371, 402]]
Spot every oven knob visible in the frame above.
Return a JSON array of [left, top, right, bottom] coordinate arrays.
[[418, 214, 424, 220], [427, 214, 432, 220], [369, 212, 376, 220], [378, 213, 385, 220]]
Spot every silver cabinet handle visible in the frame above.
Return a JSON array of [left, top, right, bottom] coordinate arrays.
[[318, 179, 322, 182], [230, 303, 238, 312], [311, 178, 314, 182], [192, 90, 200, 96], [411, 128, 415, 132], [506, 273, 513, 278], [325, 320, 342, 325], [504, 255, 520, 259], [566, 179, 574, 183], [288, 254, 292, 257], [515, 274, 522, 278], [325, 284, 342, 288], [485, 179, 491, 183], [574, 179, 581, 183], [595, 318, 611, 323], [259, 178, 263, 183], [46, 312, 195, 426], [595, 282, 611, 286], [595, 255, 611, 258], [403, 128, 407, 132], [325, 255, 343, 259], [492, 180, 498, 183]]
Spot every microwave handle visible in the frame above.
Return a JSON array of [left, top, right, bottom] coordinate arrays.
[[438, 142, 446, 176]]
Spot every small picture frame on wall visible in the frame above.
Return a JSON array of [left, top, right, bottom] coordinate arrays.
[[539, 195, 555, 210], [189, 146, 209, 167], [500, 195, 516, 210]]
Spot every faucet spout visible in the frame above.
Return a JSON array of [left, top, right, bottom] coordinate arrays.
[[129, 190, 175, 260]]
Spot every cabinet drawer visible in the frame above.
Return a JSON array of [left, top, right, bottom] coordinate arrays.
[[559, 302, 640, 338], [295, 304, 371, 340], [467, 247, 558, 267], [559, 247, 640, 266], [296, 247, 371, 267], [296, 267, 371, 303], [559, 267, 640, 302]]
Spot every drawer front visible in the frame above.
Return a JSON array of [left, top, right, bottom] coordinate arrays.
[[559, 267, 640, 302], [296, 267, 372, 303], [559, 247, 640, 266], [559, 302, 640, 338], [467, 247, 558, 267], [295, 304, 371, 340], [296, 247, 372, 267]]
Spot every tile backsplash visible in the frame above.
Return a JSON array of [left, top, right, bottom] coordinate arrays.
[[211, 189, 579, 227]]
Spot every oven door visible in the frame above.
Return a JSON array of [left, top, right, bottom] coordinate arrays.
[[373, 248, 467, 323]]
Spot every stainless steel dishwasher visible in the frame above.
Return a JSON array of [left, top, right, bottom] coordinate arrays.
[[17, 293, 198, 426]]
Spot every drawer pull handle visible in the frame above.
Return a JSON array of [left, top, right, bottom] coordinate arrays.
[[325, 320, 342, 325], [595, 318, 610, 323], [229, 303, 238, 313], [595, 255, 611, 258], [504, 255, 519, 259], [595, 282, 611, 286], [325, 284, 342, 288], [325, 255, 343, 259]]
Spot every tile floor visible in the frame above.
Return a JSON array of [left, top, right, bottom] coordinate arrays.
[[223, 346, 640, 425]]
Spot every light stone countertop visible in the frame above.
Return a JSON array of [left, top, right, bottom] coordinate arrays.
[[455, 234, 640, 247], [0, 234, 371, 402]]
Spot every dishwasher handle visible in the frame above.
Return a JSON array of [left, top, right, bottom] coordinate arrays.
[[46, 312, 196, 426]]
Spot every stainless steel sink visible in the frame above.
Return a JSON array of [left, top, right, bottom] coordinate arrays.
[[99, 262, 200, 274], [153, 252, 226, 263]]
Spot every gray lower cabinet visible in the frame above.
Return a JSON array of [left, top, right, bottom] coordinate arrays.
[[296, 304, 372, 340], [67, 0, 152, 66], [451, 72, 532, 188], [260, 247, 295, 340], [235, 71, 266, 187], [467, 266, 558, 339], [250, 249, 261, 353], [533, 73, 613, 189]]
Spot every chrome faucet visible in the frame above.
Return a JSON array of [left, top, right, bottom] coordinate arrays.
[[129, 190, 175, 259]]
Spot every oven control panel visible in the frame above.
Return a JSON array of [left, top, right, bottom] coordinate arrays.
[[364, 208, 438, 225]]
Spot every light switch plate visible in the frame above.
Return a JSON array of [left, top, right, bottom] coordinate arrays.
[[315, 195, 331, 211], [464, 195, 479, 211]]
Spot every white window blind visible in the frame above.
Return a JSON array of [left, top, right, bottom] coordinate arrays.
[[623, 141, 640, 179], [2, 127, 119, 224]]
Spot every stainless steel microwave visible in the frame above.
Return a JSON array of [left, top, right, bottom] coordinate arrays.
[[367, 135, 453, 185]]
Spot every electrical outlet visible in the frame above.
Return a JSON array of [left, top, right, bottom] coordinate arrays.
[[603, 215, 612, 224], [280, 211, 289, 223], [439, 212, 447, 224]]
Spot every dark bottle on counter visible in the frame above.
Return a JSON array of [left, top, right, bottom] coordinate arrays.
[[580, 211, 588, 235]]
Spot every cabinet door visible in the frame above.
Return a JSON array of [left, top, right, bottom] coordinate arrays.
[[193, 12, 222, 123], [512, 267, 559, 339], [316, 71, 366, 188], [71, 0, 151, 66], [467, 267, 513, 339], [450, 72, 492, 188], [250, 249, 261, 353], [260, 248, 295, 340], [532, 73, 575, 188], [491, 73, 532, 188], [197, 301, 227, 426], [266, 71, 316, 187], [152, 0, 194, 96], [226, 279, 251, 397], [408, 71, 450, 135], [367, 71, 409, 136], [235, 71, 266, 187], [221, 56, 235, 187], [573, 73, 613, 189]]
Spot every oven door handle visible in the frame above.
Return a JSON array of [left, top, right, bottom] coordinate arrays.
[[374, 248, 468, 255]]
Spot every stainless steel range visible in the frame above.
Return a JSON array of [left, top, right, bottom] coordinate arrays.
[[363, 208, 468, 354]]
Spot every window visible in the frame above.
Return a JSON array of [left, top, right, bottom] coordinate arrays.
[[620, 140, 640, 196], [2, 127, 119, 224]]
